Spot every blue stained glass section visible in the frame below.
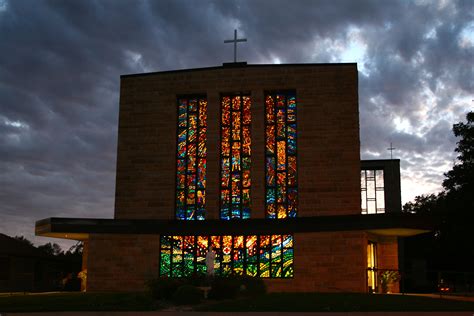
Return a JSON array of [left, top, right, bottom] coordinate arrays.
[[231, 205, 241, 218], [266, 189, 276, 204], [287, 124, 297, 154], [220, 207, 230, 220], [243, 207, 251, 219], [177, 207, 186, 220], [196, 208, 205, 220], [282, 235, 293, 248]]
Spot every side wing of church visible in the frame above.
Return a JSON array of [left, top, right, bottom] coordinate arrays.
[[36, 63, 434, 293]]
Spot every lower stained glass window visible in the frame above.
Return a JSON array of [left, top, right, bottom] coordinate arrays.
[[159, 234, 294, 278]]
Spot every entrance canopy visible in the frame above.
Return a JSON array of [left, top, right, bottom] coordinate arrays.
[[35, 213, 438, 241]]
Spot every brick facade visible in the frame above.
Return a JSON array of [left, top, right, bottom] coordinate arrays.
[[84, 64, 399, 293]]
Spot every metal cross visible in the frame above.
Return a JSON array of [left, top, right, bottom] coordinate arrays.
[[224, 29, 247, 63], [387, 142, 396, 160]]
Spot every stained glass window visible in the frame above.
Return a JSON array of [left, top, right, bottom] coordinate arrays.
[[176, 96, 207, 220], [265, 92, 297, 218], [361, 169, 385, 214], [159, 234, 293, 278], [220, 94, 251, 219]]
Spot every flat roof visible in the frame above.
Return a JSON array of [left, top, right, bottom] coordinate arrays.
[[35, 213, 438, 241], [121, 62, 358, 78]]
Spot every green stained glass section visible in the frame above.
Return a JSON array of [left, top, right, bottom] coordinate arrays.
[[159, 250, 171, 277], [159, 234, 293, 279], [259, 250, 271, 278], [283, 248, 294, 277]]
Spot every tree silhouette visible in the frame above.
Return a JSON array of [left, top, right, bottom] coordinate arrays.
[[402, 112, 474, 291], [403, 111, 474, 215]]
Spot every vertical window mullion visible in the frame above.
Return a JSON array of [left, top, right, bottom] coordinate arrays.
[[285, 96, 289, 218], [239, 95, 243, 219], [185, 100, 192, 220], [193, 101, 199, 220], [272, 94, 277, 218]]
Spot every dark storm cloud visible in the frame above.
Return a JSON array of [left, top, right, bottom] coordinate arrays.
[[0, 0, 472, 245]]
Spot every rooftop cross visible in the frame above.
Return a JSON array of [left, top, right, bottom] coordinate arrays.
[[224, 29, 247, 63], [387, 142, 396, 160]]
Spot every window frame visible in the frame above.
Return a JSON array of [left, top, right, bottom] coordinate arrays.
[[175, 95, 208, 220]]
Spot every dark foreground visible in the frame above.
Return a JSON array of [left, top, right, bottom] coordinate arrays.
[[1, 292, 474, 313]]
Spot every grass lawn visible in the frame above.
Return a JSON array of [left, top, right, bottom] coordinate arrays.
[[2, 292, 474, 312], [0, 292, 155, 312], [196, 292, 474, 312]]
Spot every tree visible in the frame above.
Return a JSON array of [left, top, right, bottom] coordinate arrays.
[[442, 112, 474, 212], [402, 193, 445, 214], [403, 111, 474, 215], [66, 241, 83, 255], [14, 235, 34, 247], [402, 112, 474, 291], [38, 242, 63, 256]]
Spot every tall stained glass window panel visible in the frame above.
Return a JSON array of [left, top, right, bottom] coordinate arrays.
[[265, 92, 297, 218], [220, 94, 251, 220], [361, 169, 385, 214], [176, 96, 207, 220]]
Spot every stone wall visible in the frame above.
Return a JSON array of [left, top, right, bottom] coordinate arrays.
[[114, 64, 360, 220], [87, 234, 159, 292], [266, 231, 367, 292], [85, 64, 384, 293]]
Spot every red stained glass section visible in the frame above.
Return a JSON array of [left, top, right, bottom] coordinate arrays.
[[265, 92, 297, 219], [220, 94, 251, 219], [176, 97, 207, 220]]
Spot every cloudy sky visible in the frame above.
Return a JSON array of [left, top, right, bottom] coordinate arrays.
[[0, 0, 473, 247]]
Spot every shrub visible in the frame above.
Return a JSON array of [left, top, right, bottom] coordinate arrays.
[[146, 277, 184, 300], [208, 276, 242, 300], [380, 271, 400, 293], [241, 276, 267, 297], [172, 284, 204, 305], [187, 274, 208, 287]]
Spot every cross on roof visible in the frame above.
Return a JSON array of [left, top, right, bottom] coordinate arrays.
[[387, 142, 396, 160], [224, 29, 247, 63]]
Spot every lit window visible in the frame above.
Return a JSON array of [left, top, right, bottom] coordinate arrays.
[[265, 92, 297, 218], [159, 234, 293, 278], [361, 169, 385, 214], [367, 241, 378, 293], [220, 94, 251, 219], [176, 97, 207, 220]]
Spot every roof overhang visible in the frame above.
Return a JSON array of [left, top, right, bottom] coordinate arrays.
[[35, 213, 439, 241]]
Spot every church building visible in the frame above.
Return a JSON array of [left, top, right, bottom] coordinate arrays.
[[36, 62, 433, 293]]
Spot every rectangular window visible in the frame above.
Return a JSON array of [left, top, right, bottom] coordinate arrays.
[[367, 241, 378, 293], [159, 234, 293, 278], [220, 94, 251, 219], [361, 169, 385, 214], [176, 96, 207, 220], [265, 92, 297, 218]]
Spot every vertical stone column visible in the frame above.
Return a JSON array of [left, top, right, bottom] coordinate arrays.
[[251, 90, 265, 218], [206, 90, 219, 220]]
